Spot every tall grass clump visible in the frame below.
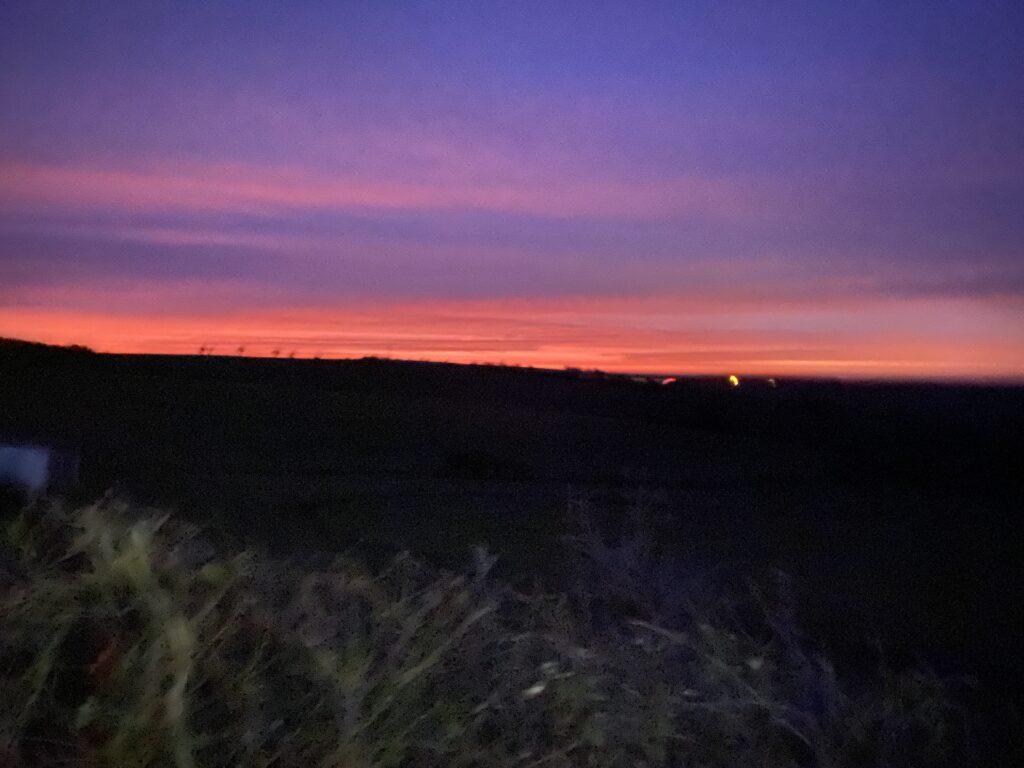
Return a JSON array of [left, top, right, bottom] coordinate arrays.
[[1, 497, 967, 767]]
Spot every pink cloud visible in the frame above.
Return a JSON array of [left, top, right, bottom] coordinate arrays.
[[0, 159, 765, 220], [2, 292, 1021, 381]]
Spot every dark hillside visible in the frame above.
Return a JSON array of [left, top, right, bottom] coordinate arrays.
[[2, 338, 1023, 728]]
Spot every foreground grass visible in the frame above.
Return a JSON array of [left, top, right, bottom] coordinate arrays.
[[1, 498, 964, 767]]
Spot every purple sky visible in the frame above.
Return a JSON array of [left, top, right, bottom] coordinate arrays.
[[1, 1, 1022, 378]]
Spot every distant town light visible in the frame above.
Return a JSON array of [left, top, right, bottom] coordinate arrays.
[[728, 374, 740, 387], [661, 377, 677, 386]]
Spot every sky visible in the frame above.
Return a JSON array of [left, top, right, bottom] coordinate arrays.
[[1, 0, 1022, 380]]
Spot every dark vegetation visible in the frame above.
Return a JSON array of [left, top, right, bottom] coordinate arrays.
[[0, 500, 970, 767], [1, 337, 1022, 764]]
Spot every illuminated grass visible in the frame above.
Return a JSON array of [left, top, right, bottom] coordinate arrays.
[[0, 499, 964, 767]]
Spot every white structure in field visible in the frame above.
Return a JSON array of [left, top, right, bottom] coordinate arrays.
[[0, 443, 79, 495]]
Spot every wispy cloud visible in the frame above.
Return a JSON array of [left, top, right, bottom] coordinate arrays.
[[1, 2, 1022, 381], [2, 293, 1021, 381], [0, 160, 764, 221]]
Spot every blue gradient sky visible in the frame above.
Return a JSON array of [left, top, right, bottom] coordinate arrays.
[[2, 1, 1022, 378]]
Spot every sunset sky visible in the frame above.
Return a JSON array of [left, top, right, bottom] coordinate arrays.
[[2, 1, 1022, 379]]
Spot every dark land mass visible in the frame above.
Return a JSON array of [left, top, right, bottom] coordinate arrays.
[[2, 337, 1023, 741]]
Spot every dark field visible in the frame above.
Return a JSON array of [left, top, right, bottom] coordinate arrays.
[[2, 339, 1023, 740]]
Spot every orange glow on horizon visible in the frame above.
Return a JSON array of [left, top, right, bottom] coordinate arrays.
[[2, 294, 1022, 382]]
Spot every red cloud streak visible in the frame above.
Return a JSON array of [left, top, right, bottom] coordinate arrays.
[[2, 295, 1022, 381]]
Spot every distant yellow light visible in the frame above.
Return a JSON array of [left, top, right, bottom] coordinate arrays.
[[728, 374, 740, 387]]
